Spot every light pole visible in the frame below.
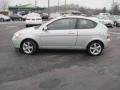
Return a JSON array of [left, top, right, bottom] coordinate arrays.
[[35, 0, 37, 7], [65, 0, 66, 12], [58, 0, 59, 12], [34, 0, 37, 12], [112, 0, 115, 14], [113, 0, 115, 6], [48, 0, 50, 16]]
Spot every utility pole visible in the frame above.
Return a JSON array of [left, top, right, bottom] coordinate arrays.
[[65, 0, 66, 12], [112, 0, 115, 14], [35, 0, 37, 7], [35, 0, 37, 12], [48, 0, 50, 16]]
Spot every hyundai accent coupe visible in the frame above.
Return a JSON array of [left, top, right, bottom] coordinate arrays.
[[12, 16, 110, 56]]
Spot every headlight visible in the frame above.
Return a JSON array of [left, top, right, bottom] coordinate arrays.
[[14, 33, 21, 39]]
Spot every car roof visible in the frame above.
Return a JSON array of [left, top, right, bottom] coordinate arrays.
[[26, 13, 41, 17], [55, 15, 99, 23]]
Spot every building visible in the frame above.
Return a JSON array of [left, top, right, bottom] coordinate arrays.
[[8, 4, 46, 15]]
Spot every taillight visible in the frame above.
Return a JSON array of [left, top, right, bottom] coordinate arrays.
[[107, 31, 110, 39]]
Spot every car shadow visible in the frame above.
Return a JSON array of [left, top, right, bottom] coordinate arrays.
[[15, 48, 87, 55]]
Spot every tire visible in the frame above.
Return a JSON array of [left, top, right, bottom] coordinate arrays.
[[0, 18, 4, 22], [111, 25, 114, 28], [21, 40, 38, 55], [26, 25, 30, 27], [87, 41, 103, 56], [114, 22, 117, 27]]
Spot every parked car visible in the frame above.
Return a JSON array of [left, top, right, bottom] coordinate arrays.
[[21, 14, 29, 21], [12, 16, 110, 56], [41, 13, 49, 20], [114, 19, 120, 27], [111, 15, 120, 27], [66, 10, 81, 15], [96, 15, 114, 27], [0, 14, 11, 22], [49, 13, 61, 20], [10, 14, 23, 21], [25, 13, 42, 27]]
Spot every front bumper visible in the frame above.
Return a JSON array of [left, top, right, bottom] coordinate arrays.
[[12, 36, 22, 49]]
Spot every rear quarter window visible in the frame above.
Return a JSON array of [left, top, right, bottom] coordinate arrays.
[[77, 18, 97, 29]]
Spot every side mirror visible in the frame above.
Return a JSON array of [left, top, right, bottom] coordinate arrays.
[[43, 26, 48, 31]]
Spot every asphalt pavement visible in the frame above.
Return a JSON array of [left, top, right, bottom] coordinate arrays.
[[0, 22, 120, 90]]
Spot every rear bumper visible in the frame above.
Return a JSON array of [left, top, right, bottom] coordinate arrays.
[[26, 22, 42, 25], [26, 20, 42, 25], [103, 39, 111, 48]]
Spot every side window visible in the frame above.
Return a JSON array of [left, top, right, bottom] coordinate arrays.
[[77, 19, 97, 29], [47, 18, 77, 30]]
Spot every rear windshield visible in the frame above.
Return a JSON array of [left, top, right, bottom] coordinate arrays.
[[27, 13, 40, 17]]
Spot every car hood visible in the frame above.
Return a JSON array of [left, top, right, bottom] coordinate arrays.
[[15, 26, 42, 36]]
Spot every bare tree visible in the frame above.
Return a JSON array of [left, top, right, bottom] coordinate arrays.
[[110, 2, 120, 15], [0, 0, 9, 11], [102, 7, 107, 13]]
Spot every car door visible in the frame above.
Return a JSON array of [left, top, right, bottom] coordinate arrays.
[[40, 18, 77, 49]]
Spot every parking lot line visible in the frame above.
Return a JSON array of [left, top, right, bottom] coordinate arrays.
[[110, 32, 120, 35], [117, 37, 120, 39], [0, 21, 25, 25]]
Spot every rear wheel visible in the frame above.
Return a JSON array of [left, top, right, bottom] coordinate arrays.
[[87, 41, 103, 56], [21, 40, 38, 55]]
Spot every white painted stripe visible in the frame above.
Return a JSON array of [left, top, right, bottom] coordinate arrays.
[[117, 37, 120, 39], [0, 21, 25, 25], [110, 32, 120, 35], [7, 26, 17, 28]]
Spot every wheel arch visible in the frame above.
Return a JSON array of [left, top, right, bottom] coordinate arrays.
[[20, 38, 39, 49], [86, 40, 104, 49]]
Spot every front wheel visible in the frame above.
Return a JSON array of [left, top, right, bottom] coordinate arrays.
[[87, 41, 103, 56], [21, 40, 38, 55]]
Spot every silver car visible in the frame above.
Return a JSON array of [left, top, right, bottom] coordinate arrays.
[[12, 16, 110, 56]]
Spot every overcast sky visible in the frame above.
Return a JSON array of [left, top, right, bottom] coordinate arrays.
[[8, 0, 119, 9]]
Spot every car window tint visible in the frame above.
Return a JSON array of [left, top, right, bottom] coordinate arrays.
[[77, 19, 97, 29], [47, 18, 77, 30]]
